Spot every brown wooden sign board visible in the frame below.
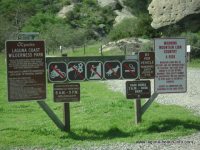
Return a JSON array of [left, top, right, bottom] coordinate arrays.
[[6, 40, 46, 102], [126, 80, 151, 99], [139, 52, 155, 79], [54, 83, 80, 102]]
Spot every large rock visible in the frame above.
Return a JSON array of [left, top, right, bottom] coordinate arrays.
[[57, 4, 74, 18], [97, 0, 117, 9], [100, 38, 151, 53], [97, 0, 135, 25], [114, 8, 136, 26], [148, 0, 200, 29]]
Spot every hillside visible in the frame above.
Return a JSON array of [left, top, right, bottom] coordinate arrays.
[[0, 0, 200, 58]]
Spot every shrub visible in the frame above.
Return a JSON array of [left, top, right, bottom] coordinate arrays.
[[181, 32, 200, 58], [108, 14, 159, 41], [124, 0, 152, 15]]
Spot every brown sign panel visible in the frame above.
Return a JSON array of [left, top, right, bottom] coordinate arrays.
[[139, 52, 155, 79], [54, 83, 80, 102], [126, 80, 151, 99], [6, 40, 46, 102]]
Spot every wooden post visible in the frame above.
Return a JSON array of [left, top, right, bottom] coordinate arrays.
[[187, 52, 191, 62], [124, 45, 127, 55], [84, 44, 86, 55], [37, 101, 65, 131], [64, 103, 70, 132], [101, 45, 103, 56], [135, 97, 142, 124]]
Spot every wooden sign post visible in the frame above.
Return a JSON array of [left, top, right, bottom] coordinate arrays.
[[126, 80, 151, 124], [53, 83, 80, 132]]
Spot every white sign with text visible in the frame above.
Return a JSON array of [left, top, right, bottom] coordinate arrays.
[[154, 38, 187, 93]]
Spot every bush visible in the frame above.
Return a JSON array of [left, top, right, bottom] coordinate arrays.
[[108, 14, 159, 41], [181, 32, 200, 58], [40, 23, 87, 52], [124, 0, 152, 15]]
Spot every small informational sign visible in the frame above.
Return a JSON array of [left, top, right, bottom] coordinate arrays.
[[48, 62, 67, 82], [139, 52, 155, 79], [6, 40, 46, 102], [104, 61, 121, 80], [187, 45, 191, 52], [67, 61, 86, 81], [122, 60, 138, 79], [54, 83, 80, 102], [86, 61, 103, 80], [126, 80, 151, 99], [154, 38, 187, 93]]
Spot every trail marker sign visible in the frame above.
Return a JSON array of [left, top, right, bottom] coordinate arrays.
[[139, 52, 155, 79], [6, 40, 46, 102], [68, 61, 86, 81], [122, 60, 138, 79], [54, 83, 80, 102], [86, 61, 103, 80], [104, 61, 121, 80], [126, 80, 151, 99], [48, 62, 67, 82], [154, 38, 187, 93]]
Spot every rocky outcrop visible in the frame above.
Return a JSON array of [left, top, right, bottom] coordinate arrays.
[[114, 7, 136, 26], [57, 4, 74, 18], [100, 38, 151, 53], [97, 0, 117, 9], [148, 0, 200, 29], [97, 0, 135, 25]]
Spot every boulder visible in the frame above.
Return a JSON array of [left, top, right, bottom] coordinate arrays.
[[148, 0, 200, 29], [114, 8, 136, 26], [97, 0, 117, 9], [97, 0, 135, 26], [100, 38, 151, 53], [57, 4, 74, 18]]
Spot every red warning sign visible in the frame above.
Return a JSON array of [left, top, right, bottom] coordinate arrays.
[[68, 61, 86, 81], [86, 61, 103, 80], [104, 61, 121, 80], [122, 61, 138, 79], [48, 62, 67, 82]]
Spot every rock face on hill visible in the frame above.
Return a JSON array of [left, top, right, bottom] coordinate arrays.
[[97, 0, 135, 25], [57, 4, 74, 18], [148, 0, 200, 29], [97, 0, 117, 8]]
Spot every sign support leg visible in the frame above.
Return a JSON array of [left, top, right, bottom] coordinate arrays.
[[37, 101, 65, 131], [135, 98, 142, 124], [64, 103, 70, 132]]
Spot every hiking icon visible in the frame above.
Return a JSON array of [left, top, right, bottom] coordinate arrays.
[[86, 61, 103, 80]]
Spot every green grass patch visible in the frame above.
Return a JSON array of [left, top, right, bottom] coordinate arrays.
[[1, 52, 200, 149], [47, 42, 125, 57], [188, 58, 200, 68]]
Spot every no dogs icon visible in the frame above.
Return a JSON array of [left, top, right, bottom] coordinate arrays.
[[104, 61, 121, 80]]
